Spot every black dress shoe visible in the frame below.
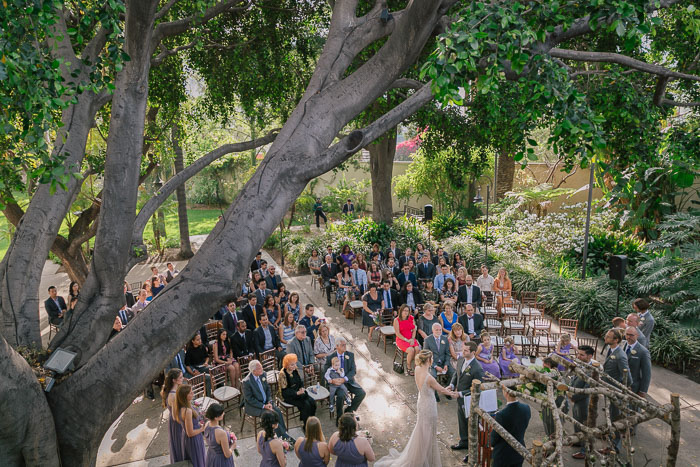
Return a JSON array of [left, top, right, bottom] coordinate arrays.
[[446, 395, 453, 400], [435, 394, 440, 402], [451, 443, 467, 450], [462, 455, 469, 463]]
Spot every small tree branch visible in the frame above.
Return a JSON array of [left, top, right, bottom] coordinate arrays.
[[131, 130, 279, 246], [389, 78, 424, 90], [661, 98, 700, 107], [151, 40, 198, 66], [47, 5, 82, 83], [653, 76, 671, 106], [549, 48, 700, 82], [155, 0, 179, 20]]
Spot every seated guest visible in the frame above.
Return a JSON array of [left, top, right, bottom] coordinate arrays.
[[253, 314, 285, 362], [418, 255, 437, 282], [415, 242, 427, 261], [212, 329, 241, 388], [279, 311, 297, 347], [117, 304, 135, 327], [67, 281, 80, 305], [336, 263, 356, 313], [250, 271, 263, 290], [258, 260, 269, 278], [109, 315, 123, 340], [314, 322, 336, 364], [457, 275, 482, 309], [384, 270, 401, 291], [633, 298, 654, 343], [185, 334, 210, 376], [230, 320, 255, 358], [255, 279, 273, 304], [276, 283, 290, 305], [150, 276, 165, 297], [476, 333, 501, 378], [356, 252, 368, 271], [285, 292, 301, 321], [440, 301, 458, 334], [551, 333, 576, 370], [370, 243, 384, 263], [417, 303, 440, 347], [286, 325, 315, 371], [131, 289, 149, 313], [421, 280, 440, 304], [262, 295, 281, 328], [400, 281, 423, 313], [320, 254, 339, 307], [499, 337, 520, 378], [440, 278, 459, 304], [243, 360, 291, 441], [397, 263, 417, 289], [168, 346, 192, 378], [350, 260, 368, 295], [265, 265, 282, 293], [493, 267, 513, 313], [490, 384, 531, 467], [323, 338, 366, 424], [222, 301, 239, 338], [399, 247, 413, 269], [142, 281, 153, 302], [452, 252, 465, 272], [368, 261, 383, 286], [385, 240, 399, 262], [455, 267, 467, 287], [123, 281, 135, 307], [394, 305, 420, 375], [150, 266, 166, 285], [307, 249, 322, 276], [476, 264, 495, 302], [279, 354, 317, 429], [448, 323, 469, 370], [165, 262, 180, 283], [433, 263, 452, 289], [299, 304, 321, 344], [340, 244, 355, 267], [242, 294, 263, 330], [325, 357, 352, 414], [45, 285, 67, 325], [458, 304, 484, 340], [329, 414, 376, 465], [251, 251, 263, 273], [382, 257, 400, 279], [432, 247, 449, 267], [424, 322, 455, 399], [362, 283, 383, 342]]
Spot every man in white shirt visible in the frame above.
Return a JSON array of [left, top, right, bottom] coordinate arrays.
[[131, 289, 149, 313], [476, 264, 494, 294]]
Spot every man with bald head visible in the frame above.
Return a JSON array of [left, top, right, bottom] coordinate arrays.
[[625, 313, 648, 348]]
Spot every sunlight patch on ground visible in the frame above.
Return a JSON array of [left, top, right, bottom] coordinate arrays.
[[363, 392, 403, 420]]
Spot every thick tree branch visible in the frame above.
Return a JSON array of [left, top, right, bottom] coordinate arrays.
[[151, 0, 251, 47], [653, 76, 671, 106], [661, 99, 700, 107], [131, 130, 279, 247], [81, 26, 109, 63], [550, 48, 700, 82], [48, 6, 82, 83], [389, 78, 424, 90]]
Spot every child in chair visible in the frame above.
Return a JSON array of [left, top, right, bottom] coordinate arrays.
[[324, 356, 352, 412]]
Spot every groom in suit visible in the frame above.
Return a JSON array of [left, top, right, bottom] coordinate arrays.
[[448, 340, 485, 462]]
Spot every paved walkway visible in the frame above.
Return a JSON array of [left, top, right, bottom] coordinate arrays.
[[36, 243, 700, 466]]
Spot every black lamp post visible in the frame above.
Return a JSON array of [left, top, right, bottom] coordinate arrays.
[[473, 185, 490, 266], [581, 162, 595, 279]]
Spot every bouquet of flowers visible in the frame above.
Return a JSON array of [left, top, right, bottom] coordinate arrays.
[[229, 432, 240, 457]]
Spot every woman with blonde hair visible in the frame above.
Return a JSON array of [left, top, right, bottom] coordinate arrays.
[[374, 350, 458, 466], [295, 416, 330, 466], [493, 267, 512, 313], [174, 384, 206, 466], [448, 323, 468, 369], [279, 353, 317, 429]]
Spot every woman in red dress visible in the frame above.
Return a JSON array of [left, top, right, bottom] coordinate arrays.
[[393, 304, 420, 375]]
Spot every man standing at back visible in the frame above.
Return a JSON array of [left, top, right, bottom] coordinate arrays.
[[342, 198, 355, 216], [490, 384, 531, 467]]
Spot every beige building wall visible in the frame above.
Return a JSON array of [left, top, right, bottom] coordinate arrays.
[[314, 161, 603, 214]]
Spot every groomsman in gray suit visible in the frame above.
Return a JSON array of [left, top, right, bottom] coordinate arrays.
[[633, 298, 655, 343], [625, 313, 648, 348], [447, 340, 485, 463], [602, 328, 632, 454], [624, 327, 652, 398]]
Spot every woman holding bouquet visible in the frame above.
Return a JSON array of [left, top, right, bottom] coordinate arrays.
[[204, 403, 236, 466], [258, 410, 287, 467], [175, 384, 207, 467]]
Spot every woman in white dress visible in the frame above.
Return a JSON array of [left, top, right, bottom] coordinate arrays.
[[374, 350, 458, 467]]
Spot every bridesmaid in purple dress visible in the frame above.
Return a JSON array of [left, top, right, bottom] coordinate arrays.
[[176, 384, 207, 467], [204, 403, 236, 467], [161, 369, 185, 463], [475, 333, 502, 378], [498, 337, 521, 378], [257, 410, 286, 467], [329, 414, 375, 467], [551, 333, 575, 371], [294, 417, 330, 466]]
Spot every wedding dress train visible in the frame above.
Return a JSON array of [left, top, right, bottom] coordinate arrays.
[[374, 373, 442, 467]]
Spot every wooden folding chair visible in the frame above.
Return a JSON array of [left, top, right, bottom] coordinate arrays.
[[209, 364, 240, 412], [576, 337, 599, 357], [503, 315, 526, 335], [558, 318, 579, 339], [239, 388, 260, 434], [376, 309, 396, 353], [260, 349, 278, 393], [519, 291, 538, 307], [205, 320, 223, 343], [187, 373, 214, 412], [529, 317, 552, 336], [484, 318, 503, 336], [277, 380, 301, 429]]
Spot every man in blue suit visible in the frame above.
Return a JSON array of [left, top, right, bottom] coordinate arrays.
[[490, 384, 531, 467]]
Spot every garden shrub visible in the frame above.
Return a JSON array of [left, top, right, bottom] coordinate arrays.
[[430, 213, 468, 240], [563, 230, 646, 276], [441, 234, 500, 270]]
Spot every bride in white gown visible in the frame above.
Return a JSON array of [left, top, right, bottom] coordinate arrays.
[[375, 349, 459, 467]]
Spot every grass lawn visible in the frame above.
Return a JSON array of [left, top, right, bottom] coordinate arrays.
[[0, 207, 223, 260]]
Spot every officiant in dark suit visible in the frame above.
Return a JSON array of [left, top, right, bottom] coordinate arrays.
[[448, 340, 485, 462], [490, 384, 531, 467]]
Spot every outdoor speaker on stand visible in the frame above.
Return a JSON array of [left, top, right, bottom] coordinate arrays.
[[424, 204, 433, 249], [609, 255, 628, 315]]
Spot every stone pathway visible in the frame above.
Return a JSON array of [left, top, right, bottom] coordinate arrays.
[[36, 242, 700, 466]]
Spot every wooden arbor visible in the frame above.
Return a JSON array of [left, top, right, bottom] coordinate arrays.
[[466, 355, 681, 466]]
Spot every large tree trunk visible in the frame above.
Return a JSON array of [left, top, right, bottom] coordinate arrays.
[[495, 149, 515, 201], [368, 127, 397, 224], [172, 124, 194, 258]]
